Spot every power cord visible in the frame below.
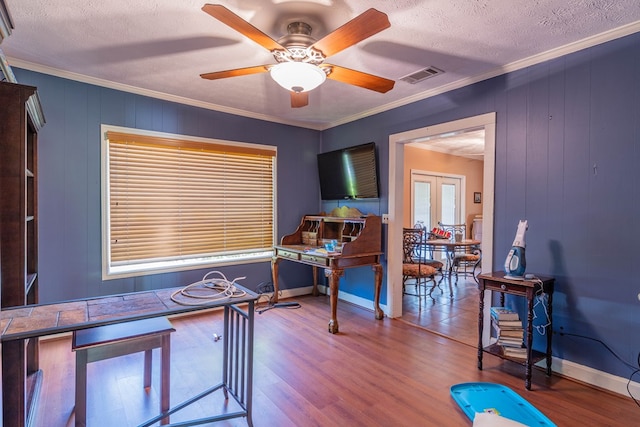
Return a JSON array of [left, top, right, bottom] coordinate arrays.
[[630, 354, 640, 409], [255, 281, 275, 303], [170, 271, 247, 306], [532, 283, 551, 335], [558, 329, 640, 408], [529, 275, 639, 409], [254, 281, 301, 314], [256, 301, 302, 314]]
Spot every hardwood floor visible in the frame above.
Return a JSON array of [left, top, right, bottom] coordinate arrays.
[[401, 273, 480, 347], [31, 291, 639, 426]]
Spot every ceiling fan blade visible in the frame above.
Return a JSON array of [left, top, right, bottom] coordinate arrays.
[[311, 8, 390, 58], [202, 4, 286, 52], [323, 64, 395, 93], [290, 91, 309, 108], [200, 65, 270, 80]]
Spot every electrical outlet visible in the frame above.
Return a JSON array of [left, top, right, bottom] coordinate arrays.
[[382, 214, 389, 224], [256, 282, 274, 294]]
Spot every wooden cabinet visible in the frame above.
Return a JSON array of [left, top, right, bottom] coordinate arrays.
[[272, 206, 383, 333], [0, 81, 45, 427]]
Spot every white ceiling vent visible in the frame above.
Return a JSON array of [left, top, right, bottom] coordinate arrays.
[[399, 66, 444, 84]]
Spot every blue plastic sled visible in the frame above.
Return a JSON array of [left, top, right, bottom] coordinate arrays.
[[450, 382, 556, 426]]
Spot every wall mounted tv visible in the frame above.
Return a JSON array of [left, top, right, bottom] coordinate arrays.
[[317, 142, 379, 200]]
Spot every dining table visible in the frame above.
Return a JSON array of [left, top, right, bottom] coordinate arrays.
[[423, 238, 482, 278]]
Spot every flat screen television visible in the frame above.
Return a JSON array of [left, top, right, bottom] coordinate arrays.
[[317, 142, 379, 200]]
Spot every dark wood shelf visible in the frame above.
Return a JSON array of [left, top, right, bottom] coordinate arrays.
[[483, 343, 547, 365], [1, 80, 45, 427]]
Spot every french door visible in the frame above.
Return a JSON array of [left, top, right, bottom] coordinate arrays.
[[411, 171, 463, 230]]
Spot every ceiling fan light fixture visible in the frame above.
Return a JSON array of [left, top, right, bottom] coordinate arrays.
[[270, 62, 326, 93]]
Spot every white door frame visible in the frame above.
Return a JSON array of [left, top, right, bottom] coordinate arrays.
[[386, 113, 496, 339]]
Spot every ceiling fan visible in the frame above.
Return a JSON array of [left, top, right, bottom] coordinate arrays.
[[199, 4, 395, 108]]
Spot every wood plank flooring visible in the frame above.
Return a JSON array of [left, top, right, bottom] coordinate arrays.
[[28, 289, 640, 426], [401, 274, 480, 347]]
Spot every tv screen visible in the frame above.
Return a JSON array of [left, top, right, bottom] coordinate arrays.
[[317, 142, 379, 200]]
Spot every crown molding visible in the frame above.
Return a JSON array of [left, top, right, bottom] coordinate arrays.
[[0, 0, 14, 43], [0, 47, 16, 82], [324, 20, 640, 130], [7, 58, 326, 131], [7, 19, 640, 132]]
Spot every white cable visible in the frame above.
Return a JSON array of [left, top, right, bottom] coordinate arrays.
[[532, 279, 551, 335], [170, 271, 247, 306]]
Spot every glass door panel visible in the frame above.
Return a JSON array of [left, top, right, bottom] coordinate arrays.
[[412, 172, 462, 229], [412, 180, 433, 229]]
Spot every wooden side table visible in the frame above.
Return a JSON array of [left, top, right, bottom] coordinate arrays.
[[477, 271, 554, 390]]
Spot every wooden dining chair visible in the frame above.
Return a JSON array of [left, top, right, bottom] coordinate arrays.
[[438, 222, 481, 282], [413, 222, 446, 279], [402, 228, 442, 299]]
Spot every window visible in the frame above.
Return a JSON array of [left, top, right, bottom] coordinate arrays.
[[101, 125, 276, 279]]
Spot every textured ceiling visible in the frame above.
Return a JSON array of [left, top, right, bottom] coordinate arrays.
[[2, 0, 640, 130], [410, 129, 486, 160]]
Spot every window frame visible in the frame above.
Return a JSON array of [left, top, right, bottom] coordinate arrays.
[[101, 124, 277, 280]]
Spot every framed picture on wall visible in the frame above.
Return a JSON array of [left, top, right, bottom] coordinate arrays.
[[474, 192, 482, 203]]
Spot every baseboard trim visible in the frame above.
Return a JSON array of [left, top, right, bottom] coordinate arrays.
[[540, 356, 640, 399], [280, 285, 389, 315]]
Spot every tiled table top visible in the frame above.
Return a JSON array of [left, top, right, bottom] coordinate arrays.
[[1, 285, 257, 341]]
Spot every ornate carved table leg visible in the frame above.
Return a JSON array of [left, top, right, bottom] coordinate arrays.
[[271, 257, 280, 303], [326, 268, 344, 334], [372, 264, 384, 320], [312, 266, 319, 296]]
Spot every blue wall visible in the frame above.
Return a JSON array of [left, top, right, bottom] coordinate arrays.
[[15, 30, 640, 379], [321, 32, 640, 379], [15, 69, 322, 302]]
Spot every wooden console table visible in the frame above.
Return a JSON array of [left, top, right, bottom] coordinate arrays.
[[271, 206, 383, 333], [477, 271, 554, 390], [0, 284, 257, 427]]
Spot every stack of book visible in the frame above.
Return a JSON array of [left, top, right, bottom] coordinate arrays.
[[491, 307, 527, 359]]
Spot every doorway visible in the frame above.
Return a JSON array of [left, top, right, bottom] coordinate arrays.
[[386, 113, 496, 344]]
